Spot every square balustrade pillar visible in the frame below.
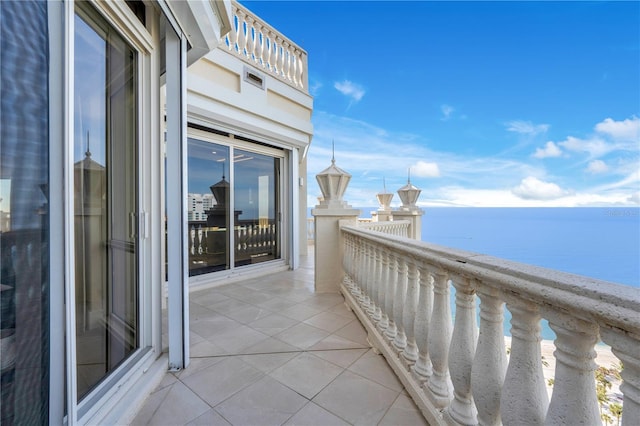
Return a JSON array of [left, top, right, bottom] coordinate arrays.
[[312, 207, 360, 293], [392, 209, 424, 240]]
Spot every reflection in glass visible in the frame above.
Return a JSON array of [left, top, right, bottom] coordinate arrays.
[[187, 139, 230, 275], [234, 150, 280, 267], [0, 1, 50, 423], [74, 5, 138, 400]]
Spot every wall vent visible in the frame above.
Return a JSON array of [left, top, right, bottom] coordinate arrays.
[[244, 66, 265, 90]]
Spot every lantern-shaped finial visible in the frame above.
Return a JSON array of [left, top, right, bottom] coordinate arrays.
[[376, 177, 393, 210], [315, 141, 352, 208], [397, 168, 421, 210]]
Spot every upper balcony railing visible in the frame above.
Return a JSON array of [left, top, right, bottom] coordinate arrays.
[[339, 222, 639, 425], [222, 1, 308, 92]]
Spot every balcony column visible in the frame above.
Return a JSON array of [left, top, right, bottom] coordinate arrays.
[[411, 262, 433, 382], [501, 299, 548, 424], [427, 269, 453, 408], [471, 285, 507, 426], [342, 234, 355, 292], [376, 250, 390, 332], [268, 31, 278, 73], [236, 9, 247, 57], [392, 257, 408, 353], [384, 253, 398, 342], [372, 246, 383, 322], [600, 327, 640, 425], [544, 310, 599, 425], [245, 16, 255, 60], [445, 275, 478, 425], [401, 259, 419, 366], [363, 242, 374, 314], [312, 156, 360, 293], [354, 237, 365, 303]]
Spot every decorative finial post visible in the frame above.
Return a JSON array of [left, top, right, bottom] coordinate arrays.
[[312, 146, 360, 292], [373, 176, 394, 220], [393, 166, 424, 240]]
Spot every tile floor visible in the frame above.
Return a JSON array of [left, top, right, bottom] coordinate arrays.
[[131, 252, 428, 426]]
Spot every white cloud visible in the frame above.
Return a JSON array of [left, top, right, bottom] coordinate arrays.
[[512, 176, 567, 200], [558, 136, 612, 158], [506, 120, 550, 135], [411, 161, 440, 178], [628, 192, 640, 204], [533, 141, 562, 158], [586, 160, 609, 174], [595, 116, 640, 142], [334, 80, 365, 102], [441, 104, 454, 121]]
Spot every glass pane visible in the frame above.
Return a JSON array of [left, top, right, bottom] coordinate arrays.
[[0, 1, 50, 423], [234, 150, 280, 267], [187, 139, 230, 275], [74, 5, 138, 400]]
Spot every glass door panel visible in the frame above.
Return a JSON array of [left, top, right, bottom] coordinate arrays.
[[233, 150, 280, 267], [74, 5, 138, 400], [187, 139, 230, 275]]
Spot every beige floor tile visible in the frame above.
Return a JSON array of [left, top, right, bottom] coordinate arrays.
[[222, 304, 272, 324], [248, 313, 299, 336], [181, 357, 264, 407], [190, 291, 231, 307], [208, 298, 253, 315], [215, 376, 308, 426], [308, 334, 368, 351], [334, 319, 369, 346], [241, 336, 301, 354], [279, 304, 325, 321], [303, 312, 355, 333], [239, 352, 298, 373], [130, 385, 171, 425], [378, 393, 429, 426], [348, 350, 404, 392], [327, 302, 358, 319], [189, 340, 229, 358], [185, 408, 232, 426], [137, 381, 211, 426], [175, 356, 226, 380], [257, 296, 301, 312], [269, 352, 344, 399], [203, 324, 270, 353], [313, 370, 400, 425], [284, 402, 350, 426], [300, 293, 345, 310], [274, 323, 330, 349], [310, 348, 369, 368]]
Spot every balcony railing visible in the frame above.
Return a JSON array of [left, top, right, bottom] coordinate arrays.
[[222, 1, 308, 92], [339, 222, 639, 425]]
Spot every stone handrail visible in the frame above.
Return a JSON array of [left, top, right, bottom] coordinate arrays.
[[339, 223, 639, 425], [222, 1, 308, 92], [359, 220, 410, 237]]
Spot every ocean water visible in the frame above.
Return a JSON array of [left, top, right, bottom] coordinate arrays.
[[421, 207, 639, 288]]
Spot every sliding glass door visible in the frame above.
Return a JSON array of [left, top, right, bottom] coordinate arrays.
[[187, 135, 283, 277], [74, 3, 139, 400]]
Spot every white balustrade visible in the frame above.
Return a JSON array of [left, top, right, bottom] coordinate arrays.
[[223, 1, 308, 91], [337, 222, 639, 426]]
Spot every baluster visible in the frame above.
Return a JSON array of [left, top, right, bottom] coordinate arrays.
[[269, 32, 278, 73], [412, 262, 433, 382], [471, 286, 507, 426], [260, 29, 268, 67], [392, 257, 408, 353], [342, 234, 353, 289], [427, 270, 453, 408], [297, 50, 304, 88], [600, 327, 640, 425], [545, 310, 599, 424], [228, 9, 238, 51], [276, 36, 284, 77], [445, 275, 478, 425], [291, 48, 299, 86], [501, 300, 548, 424], [281, 41, 290, 81], [384, 253, 398, 342], [246, 16, 255, 60], [401, 259, 419, 365], [253, 22, 263, 64], [361, 242, 372, 310], [376, 250, 390, 332], [355, 238, 366, 304], [371, 246, 382, 321], [236, 10, 247, 57]]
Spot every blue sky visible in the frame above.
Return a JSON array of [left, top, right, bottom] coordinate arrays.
[[245, 1, 639, 207]]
